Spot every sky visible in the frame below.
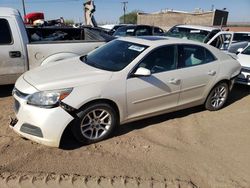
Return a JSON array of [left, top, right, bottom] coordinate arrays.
[[0, 0, 250, 24]]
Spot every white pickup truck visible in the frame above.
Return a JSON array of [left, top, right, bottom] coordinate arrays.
[[167, 25, 249, 53], [0, 7, 112, 85]]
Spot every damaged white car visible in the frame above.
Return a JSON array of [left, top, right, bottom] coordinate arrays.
[[11, 36, 241, 147], [236, 44, 250, 85]]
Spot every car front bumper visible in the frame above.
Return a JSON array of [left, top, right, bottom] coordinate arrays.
[[10, 93, 74, 147], [236, 70, 250, 85]]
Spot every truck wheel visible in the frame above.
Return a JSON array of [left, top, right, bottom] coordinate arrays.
[[205, 82, 229, 111], [71, 103, 118, 144]]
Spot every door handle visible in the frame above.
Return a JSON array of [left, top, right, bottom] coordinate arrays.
[[168, 78, 180, 84], [9, 51, 21, 58], [208, 70, 216, 76]]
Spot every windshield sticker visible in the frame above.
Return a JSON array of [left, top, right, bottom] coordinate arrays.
[[190, 30, 201, 33], [127, 29, 135, 32], [128, 45, 145, 52]]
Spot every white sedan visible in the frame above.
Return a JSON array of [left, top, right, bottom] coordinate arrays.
[[11, 36, 241, 147], [236, 44, 250, 85]]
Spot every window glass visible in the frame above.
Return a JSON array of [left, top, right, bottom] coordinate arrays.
[[166, 27, 212, 42], [154, 27, 164, 34], [135, 27, 151, 36], [81, 40, 148, 71], [113, 26, 135, 37], [204, 49, 216, 63], [210, 35, 223, 49], [177, 45, 215, 68], [138, 45, 176, 74], [0, 19, 12, 44], [233, 33, 250, 42], [242, 45, 250, 55]]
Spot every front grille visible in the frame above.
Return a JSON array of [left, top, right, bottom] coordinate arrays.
[[14, 99, 20, 114], [241, 68, 250, 73]]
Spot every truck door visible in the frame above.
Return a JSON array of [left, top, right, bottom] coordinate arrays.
[[0, 17, 25, 85], [207, 31, 233, 51]]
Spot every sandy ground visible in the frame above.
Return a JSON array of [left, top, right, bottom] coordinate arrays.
[[0, 84, 250, 188]]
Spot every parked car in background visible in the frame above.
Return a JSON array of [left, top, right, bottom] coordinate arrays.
[[166, 25, 249, 53], [166, 25, 221, 43], [0, 7, 112, 85], [11, 36, 241, 147], [113, 25, 164, 37], [236, 44, 250, 85], [100, 24, 133, 35]]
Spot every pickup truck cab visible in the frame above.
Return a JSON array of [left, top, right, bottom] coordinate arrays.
[[0, 7, 111, 85]]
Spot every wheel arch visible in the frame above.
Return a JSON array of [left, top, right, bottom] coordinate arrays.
[[77, 98, 120, 122]]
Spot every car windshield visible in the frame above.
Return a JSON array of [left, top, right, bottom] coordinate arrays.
[[113, 26, 135, 37], [166, 27, 220, 43], [242, 45, 250, 55], [81, 40, 148, 71]]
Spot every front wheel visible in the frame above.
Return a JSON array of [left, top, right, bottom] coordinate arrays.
[[205, 82, 229, 111], [71, 103, 118, 144]]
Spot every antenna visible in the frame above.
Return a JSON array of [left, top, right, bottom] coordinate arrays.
[[21, 0, 27, 18]]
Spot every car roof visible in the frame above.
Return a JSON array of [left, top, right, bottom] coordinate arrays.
[[174, 24, 220, 32], [118, 36, 209, 48], [0, 7, 20, 17]]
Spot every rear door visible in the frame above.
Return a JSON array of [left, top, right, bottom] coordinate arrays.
[[177, 44, 219, 105], [0, 17, 25, 84]]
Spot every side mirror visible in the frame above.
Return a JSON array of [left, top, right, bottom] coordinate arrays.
[[133, 67, 151, 77], [236, 48, 244, 54]]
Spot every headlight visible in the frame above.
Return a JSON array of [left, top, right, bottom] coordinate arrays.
[[27, 88, 73, 108]]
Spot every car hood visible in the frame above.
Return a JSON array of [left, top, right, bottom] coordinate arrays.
[[237, 54, 250, 68], [23, 57, 113, 91]]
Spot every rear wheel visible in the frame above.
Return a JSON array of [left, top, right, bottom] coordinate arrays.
[[205, 82, 229, 111], [71, 103, 118, 144]]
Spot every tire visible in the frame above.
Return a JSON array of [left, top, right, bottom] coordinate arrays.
[[205, 82, 229, 111], [71, 103, 118, 144]]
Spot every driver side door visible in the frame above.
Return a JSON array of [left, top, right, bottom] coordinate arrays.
[[126, 45, 181, 119]]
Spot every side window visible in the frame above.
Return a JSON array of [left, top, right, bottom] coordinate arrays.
[[135, 27, 151, 36], [221, 34, 232, 50], [138, 45, 176, 74], [204, 49, 216, 63], [177, 45, 214, 68], [210, 35, 223, 49], [154, 27, 164, 34], [0, 19, 12, 44]]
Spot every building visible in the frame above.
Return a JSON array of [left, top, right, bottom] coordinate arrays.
[[137, 9, 228, 30]]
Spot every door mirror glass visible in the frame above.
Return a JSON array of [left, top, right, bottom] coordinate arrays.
[[134, 67, 151, 77]]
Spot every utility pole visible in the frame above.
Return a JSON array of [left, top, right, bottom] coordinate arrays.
[[21, 0, 27, 18], [121, 1, 128, 24]]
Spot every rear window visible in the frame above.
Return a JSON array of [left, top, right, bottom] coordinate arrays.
[[0, 19, 12, 44], [233, 33, 250, 42]]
